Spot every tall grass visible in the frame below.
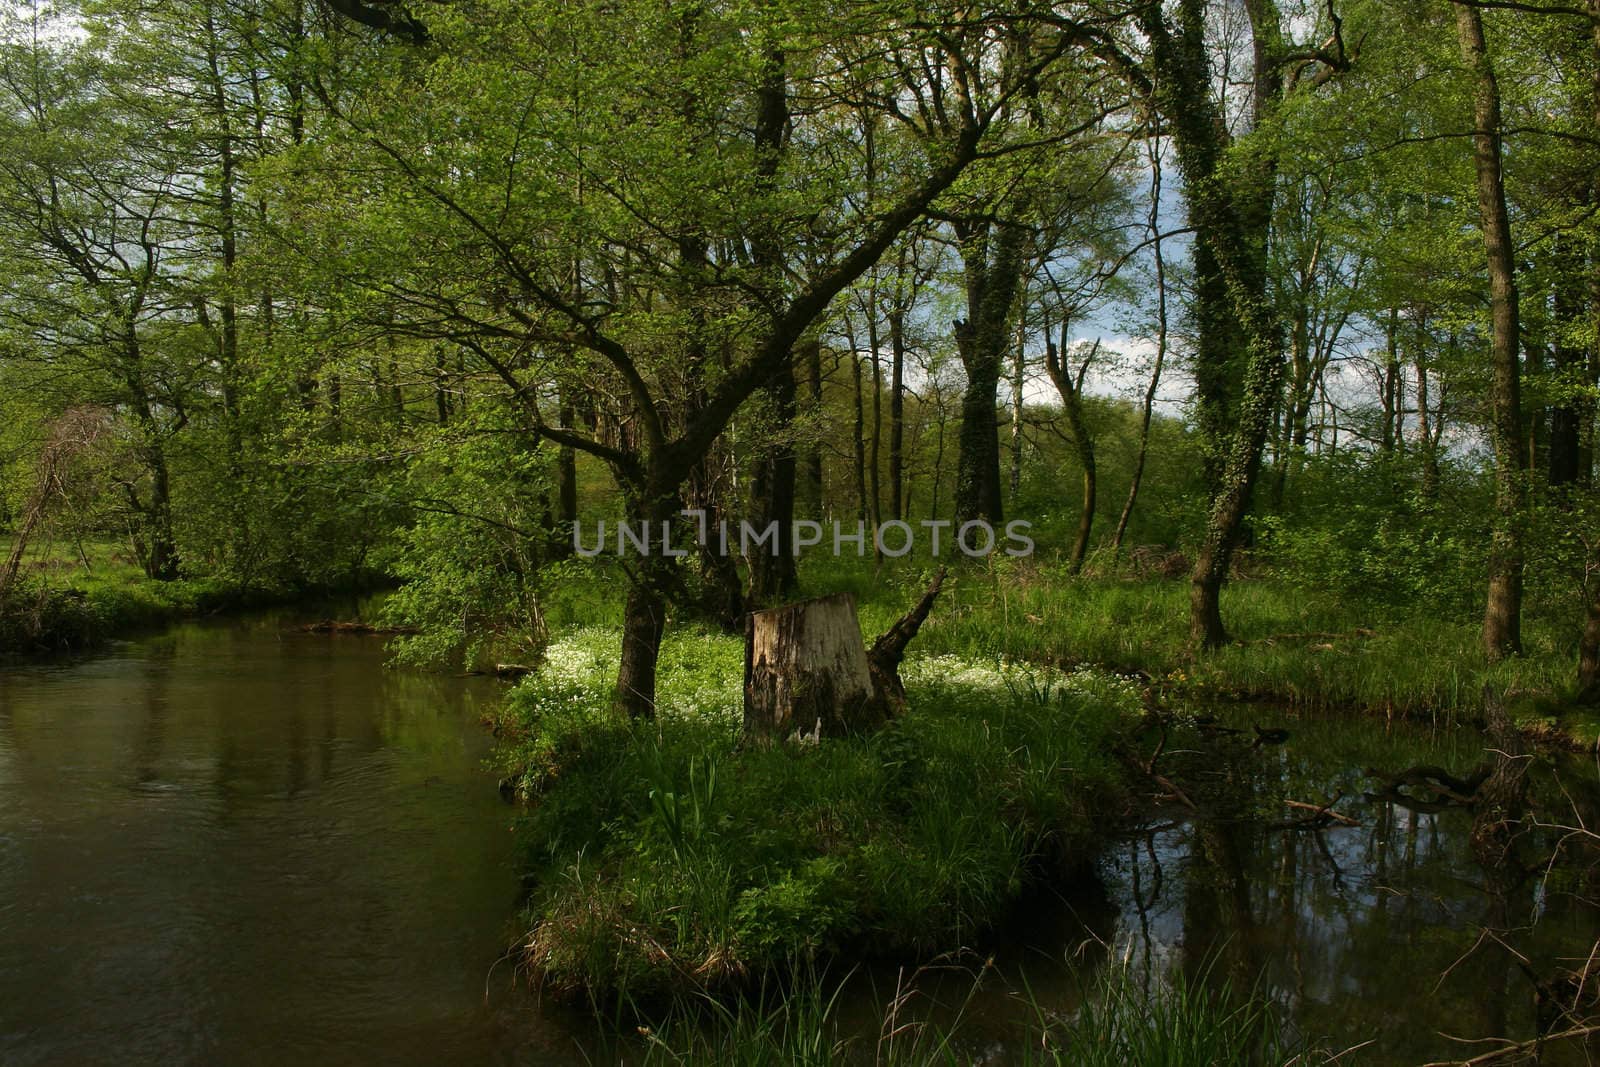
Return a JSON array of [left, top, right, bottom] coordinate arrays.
[[620, 956, 1316, 1066], [519, 553, 1590, 732], [496, 626, 1140, 1001], [806, 555, 1586, 734]]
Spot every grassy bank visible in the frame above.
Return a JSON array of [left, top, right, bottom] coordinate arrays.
[[533, 556, 1599, 746], [881, 560, 1597, 744], [622, 959, 1309, 1066], [0, 539, 374, 659], [493, 626, 1140, 1001]]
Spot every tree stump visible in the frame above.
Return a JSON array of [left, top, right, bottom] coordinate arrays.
[[742, 569, 945, 745], [744, 592, 883, 743]]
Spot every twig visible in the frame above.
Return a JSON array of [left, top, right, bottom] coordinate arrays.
[[1421, 1023, 1600, 1065], [1284, 797, 1359, 826]]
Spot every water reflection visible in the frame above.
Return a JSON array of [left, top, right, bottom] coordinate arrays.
[[1089, 715, 1600, 1063], [3, 625, 1597, 1065], [0, 613, 584, 1067]]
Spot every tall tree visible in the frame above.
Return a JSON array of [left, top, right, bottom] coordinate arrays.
[[1121, 0, 1349, 648], [1453, 0, 1527, 659]]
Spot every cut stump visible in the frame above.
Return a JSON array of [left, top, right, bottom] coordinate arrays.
[[744, 592, 882, 743], [742, 569, 945, 745]]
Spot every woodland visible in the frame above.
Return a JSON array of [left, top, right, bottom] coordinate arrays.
[[4, 0, 1600, 1061]]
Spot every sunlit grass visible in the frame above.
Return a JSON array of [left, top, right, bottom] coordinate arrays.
[[527, 554, 1589, 733], [0, 537, 290, 655]]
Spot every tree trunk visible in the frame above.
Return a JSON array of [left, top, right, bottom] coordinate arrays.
[[848, 319, 870, 525], [550, 391, 579, 560], [1579, 584, 1600, 705], [1008, 313, 1026, 501], [1455, 0, 1526, 660], [685, 451, 743, 628], [1381, 307, 1400, 454], [953, 219, 1027, 525], [1143, 0, 1284, 651], [1417, 317, 1443, 503], [1189, 321, 1281, 649], [145, 449, 180, 581], [1046, 331, 1098, 575], [866, 282, 883, 535], [1550, 237, 1586, 489], [1115, 137, 1169, 553], [748, 349, 799, 603], [954, 348, 1005, 523], [616, 568, 669, 718], [804, 338, 825, 515], [890, 308, 907, 520]]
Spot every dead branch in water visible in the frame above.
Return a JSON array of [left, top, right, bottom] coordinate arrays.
[[1270, 796, 1360, 831]]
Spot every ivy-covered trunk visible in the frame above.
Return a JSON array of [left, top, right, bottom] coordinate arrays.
[[952, 219, 1028, 525]]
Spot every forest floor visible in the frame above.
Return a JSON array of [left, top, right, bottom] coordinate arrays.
[[530, 555, 1600, 748], [844, 563, 1593, 748], [862, 560, 1600, 747]]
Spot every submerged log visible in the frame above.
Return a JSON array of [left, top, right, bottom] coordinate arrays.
[[295, 620, 418, 635], [743, 569, 945, 745]]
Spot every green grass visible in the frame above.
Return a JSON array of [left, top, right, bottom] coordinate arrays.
[[0, 537, 329, 657], [493, 626, 1140, 1001], [908, 560, 1576, 719], [776, 552, 1588, 744], [519, 551, 1596, 742], [613, 956, 1315, 1066]]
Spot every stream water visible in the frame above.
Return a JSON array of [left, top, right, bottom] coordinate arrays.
[[1, 611, 1597, 1064]]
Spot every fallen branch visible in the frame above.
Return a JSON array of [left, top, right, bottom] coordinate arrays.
[[1421, 1023, 1600, 1065], [296, 620, 418, 635], [1281, 797, 1360, 828]]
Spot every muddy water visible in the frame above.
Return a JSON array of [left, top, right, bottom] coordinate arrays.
[[2, 615, 1597, 1064], [0, 612, 594, 1066]]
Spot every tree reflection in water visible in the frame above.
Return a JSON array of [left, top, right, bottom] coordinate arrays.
[[1097, 710, 1600, 1063]]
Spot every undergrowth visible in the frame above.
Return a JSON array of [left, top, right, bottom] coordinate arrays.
[[615, 955, 1319, 1066], [493, 627, 1140, 1001]]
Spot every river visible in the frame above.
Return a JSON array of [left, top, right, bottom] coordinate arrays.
[[0, 610, 591, 1066], [2, 611, 1597, 1063]]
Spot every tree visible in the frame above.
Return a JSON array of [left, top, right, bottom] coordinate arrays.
[[301, 0, 1110, 715], [0, 5, 203, 578], [1453, 0, 1527, 659], [1118, 0, 1350, 648]]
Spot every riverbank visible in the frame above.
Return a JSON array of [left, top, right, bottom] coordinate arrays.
[[493, 627, 1142, 1002], [495, 616, 1600, 1063], [0, 540, 385, 661], [888, 562, 1600, 748]]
